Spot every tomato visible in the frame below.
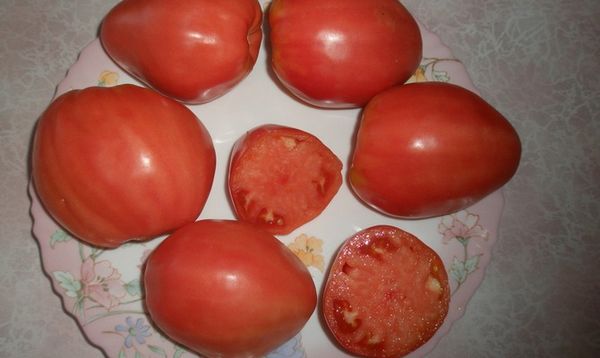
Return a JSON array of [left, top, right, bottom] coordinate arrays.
[[144, 219, 317, 357], [31, 84, 216, 248], [322, 225, 450, 357], [228, 124, 342, 235], [349, 82, 521, 219], [269, 0, 422, 108], [100, 0, 263, 104]]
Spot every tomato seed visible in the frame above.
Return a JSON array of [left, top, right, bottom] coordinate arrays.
[[333, 299, 361, 334]]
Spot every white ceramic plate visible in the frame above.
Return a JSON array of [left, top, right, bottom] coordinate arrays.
[[30, 5, 504, 357]]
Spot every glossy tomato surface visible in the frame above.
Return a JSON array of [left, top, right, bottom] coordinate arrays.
[[144, 219, 317, 357], [323, 225, 450, 357], [269, 0, 422, 108], [228, 124, 343, 235], [100, 0, 263, 104], [349, 82, 521, 219], [31, 84, 216, 248]]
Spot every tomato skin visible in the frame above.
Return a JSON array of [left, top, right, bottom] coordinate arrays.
[[228, 124, 343, 235], [144, 219, 317, 358], [31, 84, 216, 248], [100, 0, 263, 104], [269, 0, 422, 108], [322, 225, 450, 357], [349, 82, 521, 219]]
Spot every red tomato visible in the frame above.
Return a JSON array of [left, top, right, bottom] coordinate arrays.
[[31, 84, 216, 248], [100, 0, 263, 104], [144, 219, 317, 357], [269, 0, 422, 108], [228, 124, 343, 235], [349, 82, 521, 219], [323, 225, 450, 357]]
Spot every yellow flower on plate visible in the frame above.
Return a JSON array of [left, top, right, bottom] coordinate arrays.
[[98, 70, 119, 87], [287, 234, 325, 272], [407, 66, 427, 83]]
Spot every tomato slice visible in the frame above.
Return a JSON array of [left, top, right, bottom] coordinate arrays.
[[323, 225, 450, 357], [228, 124, 343, 235]]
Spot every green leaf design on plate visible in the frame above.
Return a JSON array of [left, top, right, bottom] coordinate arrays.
[[464, 254, 481, 274], [148, 344, 167, 357], [125, 278, 142, 297], [432, 69, 450, 82], [450, 257, 467, 285], [173, 346, 187, 358], [50, 229, 71, 248], [52, 271, 81, 298]]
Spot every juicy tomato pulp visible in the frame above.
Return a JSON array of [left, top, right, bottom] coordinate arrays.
[[228, 125, 342, 235], [144, 220, 317, 357], [323, 226, 450, 357]]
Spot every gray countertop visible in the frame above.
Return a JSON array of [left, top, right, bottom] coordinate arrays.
[[1, 0, 599, 357]]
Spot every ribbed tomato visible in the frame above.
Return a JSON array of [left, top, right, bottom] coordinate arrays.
[[269, 0, 422, 108], [144, 220, 317, 357], [31, 84, 216, 248], [100, 0, 263, 104], [349, 82, 521, 218]]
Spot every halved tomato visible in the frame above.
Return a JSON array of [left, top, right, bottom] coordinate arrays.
[[228, 124, 342, 235], [322, 225, 450, 357]]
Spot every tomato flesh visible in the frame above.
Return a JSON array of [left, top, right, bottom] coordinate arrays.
[[228, 125, 342, 235], [323, 225, 450, 357]]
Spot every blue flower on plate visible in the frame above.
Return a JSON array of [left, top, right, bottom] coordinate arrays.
[[115, 316, 152, 348], [267, 333, 306, 358]]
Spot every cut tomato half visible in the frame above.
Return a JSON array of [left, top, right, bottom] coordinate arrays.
[[228, 124, 343, 235], [323, 225, 450, 357]]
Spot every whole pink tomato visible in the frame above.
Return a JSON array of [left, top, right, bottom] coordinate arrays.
[[100, 0, 263, 104], [144, 220, 317, 357], [269, 0, 422, 108], [31, 84, 216, 248], [349, 82, 521, 218]]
